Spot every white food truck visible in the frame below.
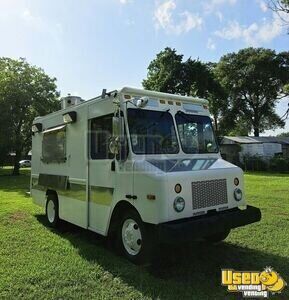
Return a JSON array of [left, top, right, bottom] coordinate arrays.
[[31, 87, 261, 263]]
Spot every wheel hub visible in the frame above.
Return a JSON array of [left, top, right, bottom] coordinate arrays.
[[47, 200, 56, 223], [122, 218, 142, 256]]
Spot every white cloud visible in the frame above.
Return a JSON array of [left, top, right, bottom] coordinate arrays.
[[215, 20, 242, 40], [22, 8, 40, 23], [214, 12, 285, 46], [204, 0, 237, 13], [154, 0, 202, 35], [256, 0, 268, 12], [21, 8, 63, 41], [22, 9, 33, 21], [207, 38, 216, 50], [119, 0, 133, 4], [215, 11, 223, 22], [125, 19, 135, 26], [155, 0, 175, 30]]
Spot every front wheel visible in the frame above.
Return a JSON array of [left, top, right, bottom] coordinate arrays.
[[45, 195, 59, 228], [117, 209, 153, 264], [205, 229, 230, 243]]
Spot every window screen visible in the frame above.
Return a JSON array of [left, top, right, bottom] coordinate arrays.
[[42, 126, 66, 163], [90, 115, 114, 159]]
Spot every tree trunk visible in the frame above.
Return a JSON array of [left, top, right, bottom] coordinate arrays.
[[214, 115, 219, 136], [12, 119, 24, 176], [253, 107, 260, 137], [12, 149, 21, 176], [253, 127, 260, 137]]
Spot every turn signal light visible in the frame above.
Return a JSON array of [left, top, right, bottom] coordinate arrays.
[[147, 194, 156, 200], [175, 184, 182, 193]]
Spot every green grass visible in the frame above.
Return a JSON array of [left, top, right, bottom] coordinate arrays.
[[0, 168, 288, 299]]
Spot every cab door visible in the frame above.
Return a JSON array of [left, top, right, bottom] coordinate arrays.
[[88, 113, 115, 234]]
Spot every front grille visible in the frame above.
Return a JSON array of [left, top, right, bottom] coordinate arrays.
[[191, 179, 228, 210]]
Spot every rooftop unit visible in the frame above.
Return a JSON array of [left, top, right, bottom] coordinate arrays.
[[61, 95, 84, 109]]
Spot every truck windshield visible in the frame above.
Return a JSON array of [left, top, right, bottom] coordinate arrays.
[[127, 108, 179, 154], [175, 111, 218, 154]]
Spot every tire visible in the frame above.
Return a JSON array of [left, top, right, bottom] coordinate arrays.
[[205, 229, 230, 243], [117, 209, 153, 264], [45, 195, 60, 228]]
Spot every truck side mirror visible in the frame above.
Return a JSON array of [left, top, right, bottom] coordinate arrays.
[[109, 117, 121, 155], [110, 116, 127, 161], [112, 116, 121, 138]]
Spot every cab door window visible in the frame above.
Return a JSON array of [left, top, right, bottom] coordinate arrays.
[[90, 115, 113, 159]]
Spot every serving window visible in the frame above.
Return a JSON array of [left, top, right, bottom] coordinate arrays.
[[42, 125, 66, 163]]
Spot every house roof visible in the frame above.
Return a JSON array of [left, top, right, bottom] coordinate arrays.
[[253, 137, 289, 145], [221, 136, 289, 145]]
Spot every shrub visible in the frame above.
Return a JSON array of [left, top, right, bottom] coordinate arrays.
[[269, 157, 289, 173], [242, 155, 289, 172], [243, 155, 268, 171]]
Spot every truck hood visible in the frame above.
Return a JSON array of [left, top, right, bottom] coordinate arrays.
[[132, 158, 245, 223], [146, 158, 238, 173]]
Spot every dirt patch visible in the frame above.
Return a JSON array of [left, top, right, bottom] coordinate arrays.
[[9, 211, 28, 221], [1, 211, 30, 225], [274, 212, 289, 217]]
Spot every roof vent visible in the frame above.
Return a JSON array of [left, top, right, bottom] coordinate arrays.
[[61, 95, 84, 109]]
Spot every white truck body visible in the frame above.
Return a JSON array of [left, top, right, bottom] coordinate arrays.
[[31, 87, 260, 247]]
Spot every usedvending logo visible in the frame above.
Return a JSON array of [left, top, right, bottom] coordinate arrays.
[[221, 267, 286, 298]]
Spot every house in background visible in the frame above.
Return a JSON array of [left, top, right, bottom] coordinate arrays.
[[219, 136, 289, 164]]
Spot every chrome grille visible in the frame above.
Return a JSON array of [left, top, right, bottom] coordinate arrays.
[[191, 179, 228, 210]]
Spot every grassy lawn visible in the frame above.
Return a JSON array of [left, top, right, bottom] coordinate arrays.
[[0, 168, 288, 299]]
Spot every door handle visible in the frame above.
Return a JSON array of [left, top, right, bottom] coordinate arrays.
[[125, 195, 137, 200], [111, 161, 115, 171]]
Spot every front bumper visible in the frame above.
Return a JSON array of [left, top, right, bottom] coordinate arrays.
[[156, 205, 261, 243]]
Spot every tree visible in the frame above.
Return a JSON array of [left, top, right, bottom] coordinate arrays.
[[0, 58, 60, 175], [142, 47, 184, 94], [277, 131, 289, 137], [204, 63, 229, 135], [269, 1, 289, 15], [143, 48, 228, 135], [215, 48, 289, 137], [269, 0, 289, 32], [269, 0, 289, 13]]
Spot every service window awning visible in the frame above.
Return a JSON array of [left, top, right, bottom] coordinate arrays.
[[43, 124, 66, 134]]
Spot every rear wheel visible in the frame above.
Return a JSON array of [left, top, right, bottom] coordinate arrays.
[[205, 229, 230, 243], [117, 209, 153, 264], [45, 195, 59, 228]]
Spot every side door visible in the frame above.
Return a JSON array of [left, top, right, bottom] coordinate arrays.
[[88, 114, 115, 234]]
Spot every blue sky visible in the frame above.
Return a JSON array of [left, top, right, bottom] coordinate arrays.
[[0, 0, 288, 135]]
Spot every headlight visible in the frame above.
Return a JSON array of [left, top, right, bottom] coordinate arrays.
[[234, 188, 242, 201], [174, 197, 185, 212]]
